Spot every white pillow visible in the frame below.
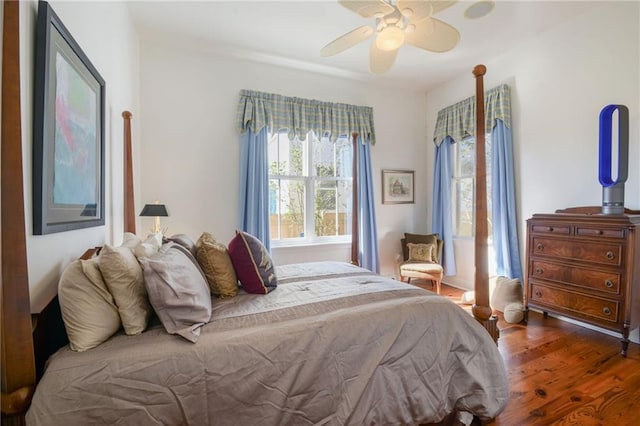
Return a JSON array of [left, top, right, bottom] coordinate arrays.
[[490, 276, 523, 312], [134, 232, 163, 258]]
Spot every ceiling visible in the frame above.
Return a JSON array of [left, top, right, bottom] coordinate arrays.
[[127, 0, 601, 92]]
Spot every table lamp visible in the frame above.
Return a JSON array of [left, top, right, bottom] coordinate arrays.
[[139, 202, 169, 233]]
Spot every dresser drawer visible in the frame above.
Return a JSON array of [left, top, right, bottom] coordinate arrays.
[[529, 260, 622, 294], [531, 224, 571, 235], [529, 283, 620, 324], [531, 237, 623, 266], [576, 226, 626, 239]]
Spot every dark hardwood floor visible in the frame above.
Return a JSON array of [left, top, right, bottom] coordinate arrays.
[[411, 281, 640, 425]]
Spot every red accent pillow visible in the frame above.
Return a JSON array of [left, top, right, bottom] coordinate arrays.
[[228, 231, 277, 294]]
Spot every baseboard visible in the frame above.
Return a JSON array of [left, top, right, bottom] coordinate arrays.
[[441, 276, 473, 292], [527, 307, 640, 345]]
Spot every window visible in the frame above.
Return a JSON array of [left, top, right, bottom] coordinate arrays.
[[452, 134, 492, 238], [268, 131, 352, 245]]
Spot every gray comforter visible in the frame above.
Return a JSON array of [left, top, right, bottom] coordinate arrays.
[[27, 262, 508, 425]]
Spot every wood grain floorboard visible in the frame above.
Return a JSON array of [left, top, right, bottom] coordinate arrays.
[[411, 281, 640, 426]]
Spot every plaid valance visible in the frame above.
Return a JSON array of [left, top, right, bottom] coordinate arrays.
[[433, 84, 511, 146], [236, 90, 376, 144]]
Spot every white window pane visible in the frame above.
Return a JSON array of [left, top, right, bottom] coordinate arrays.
[[453, 178, 474, 238], [269, 178, 305, 239], [459, 138, 475, 176], [314, 179, 351, 237]]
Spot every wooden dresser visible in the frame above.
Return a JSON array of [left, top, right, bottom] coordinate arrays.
[[524, 207, 640, 356]]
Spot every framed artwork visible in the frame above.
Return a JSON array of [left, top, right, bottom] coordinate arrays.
[[382, 170, 414, 204], [33, 1, 105, 235]]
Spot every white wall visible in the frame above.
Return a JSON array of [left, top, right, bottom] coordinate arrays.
[[138, 41, 429, 278], [15, 0, 140, 311], [425, 1, 640, 289]]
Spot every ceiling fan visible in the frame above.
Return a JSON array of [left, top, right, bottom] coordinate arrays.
[[321, 0, 460, 74]]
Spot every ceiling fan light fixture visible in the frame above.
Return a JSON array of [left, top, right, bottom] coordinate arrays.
[[400, 7, 413, 18], [376, 26, 405, 51], [464, 0, 495, 20]]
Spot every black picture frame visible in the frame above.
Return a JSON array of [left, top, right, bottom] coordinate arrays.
[[33, 0, 105, 235]]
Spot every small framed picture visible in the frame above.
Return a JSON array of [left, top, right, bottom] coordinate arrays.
[[382, 170, 414, 204]]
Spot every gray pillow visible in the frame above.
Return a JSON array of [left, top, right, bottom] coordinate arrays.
[[165, 233, 197, 257], [139, 242, 212, 343]]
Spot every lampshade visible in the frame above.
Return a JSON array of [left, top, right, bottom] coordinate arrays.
[[139, 204, 169, 217]]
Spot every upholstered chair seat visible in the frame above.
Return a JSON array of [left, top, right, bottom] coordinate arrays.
[[399, 233, 444, 294]]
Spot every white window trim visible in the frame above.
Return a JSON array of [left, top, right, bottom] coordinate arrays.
[[269, 131, 352, 248]]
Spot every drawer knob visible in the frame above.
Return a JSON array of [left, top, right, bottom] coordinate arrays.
[[603, 307, 612, 316], [606, 251, 615, 260], [536, 243, 544, 251], [535, 290, 542, 298], [596, 230, 603, 235], [605, 280, 614, 288], [546, 227, 554, 232], [535, 267, 543, 275]]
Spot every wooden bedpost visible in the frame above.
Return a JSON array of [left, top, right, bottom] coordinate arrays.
[[122, 111, 136, 234], [351, 132, 360, 266], [1, 1, 36, 422], [472, 64, 499, 343]]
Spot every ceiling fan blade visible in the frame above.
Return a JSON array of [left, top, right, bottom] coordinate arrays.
[[321, 25, 374, 57], [397, 0, 432, 21], [430, 1, 458, 15], [405, 17, 459, 52], [397, 0, 458, 22], [369, 42, 398, 74], [338, 0, 395, 18]]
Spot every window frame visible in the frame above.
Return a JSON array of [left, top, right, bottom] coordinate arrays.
[[451, 134, 492, 240], [268, 131, 353, 247]]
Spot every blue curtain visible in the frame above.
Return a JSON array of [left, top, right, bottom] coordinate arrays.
[[431, 137, 456, 275], [432, 84, 521, 280], [357, 138, 380, 273], [491, 120, 522, 280], [238, 127, 271, 251]]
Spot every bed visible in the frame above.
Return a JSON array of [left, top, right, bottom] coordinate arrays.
[[26, 261, 507, 425], [1, 2, 505, 424]]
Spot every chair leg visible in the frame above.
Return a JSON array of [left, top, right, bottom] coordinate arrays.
[[435, 279, 441, 295]]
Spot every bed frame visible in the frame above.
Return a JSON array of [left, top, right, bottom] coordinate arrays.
[[0, 3, 495, 422]]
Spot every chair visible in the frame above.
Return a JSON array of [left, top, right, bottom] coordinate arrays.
[[399, 233, 444, 294]]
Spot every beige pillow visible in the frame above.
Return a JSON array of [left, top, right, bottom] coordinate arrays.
[[504, 302, 525, 324], [403, 233, 438, 261], [195, 232, 238, 298], [140, 243, 212, 343], [490, 276, 523, 312], [98, 244, 152, 335], [58, 258, 121, 352], [407, 242, 436, 262]]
